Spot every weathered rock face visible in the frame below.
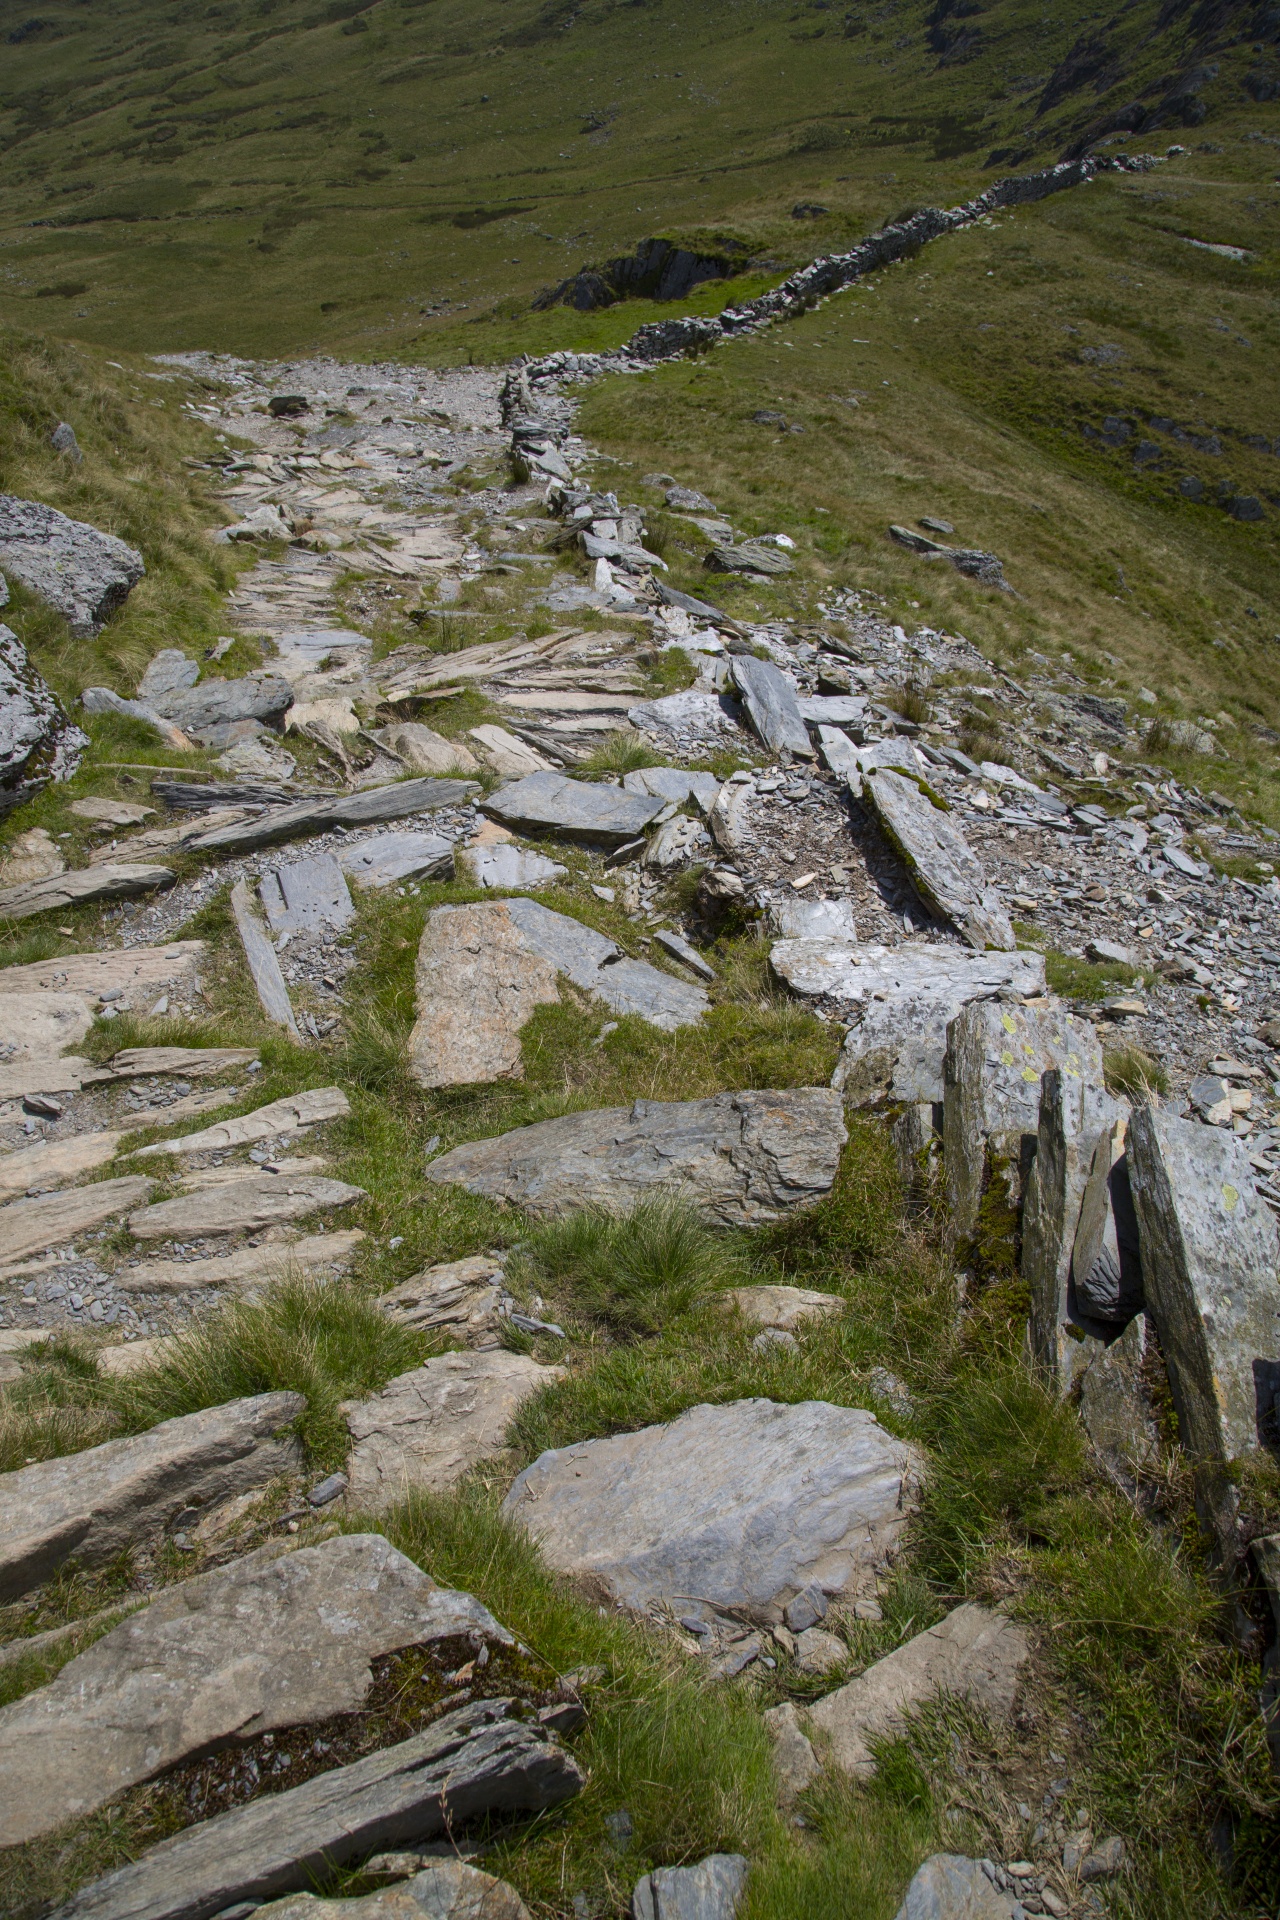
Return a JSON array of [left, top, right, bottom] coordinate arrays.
[[1078, 1314, 1160, 1494], [0, 1532, 509, 1845], [771, 942, 1046, 1107], [862, 768, 1014, 950], [0, 494, 144, 636], [943, 999, 1103, 1238], [254, 1863, 531, 1920], [426, 1088, 847, 1227], [729, 656, 813, 759], [891, 1855, 1021, 1920], [0, 623, 87, 814], [1022, 1070, 1122, 1391], [409, 899, 707, 1086], [805, 1603, 1029, 1777], [1126, 1105, 1280, 1464], [622, 766, 721, 811], [138, 649, 199, 705], [0, 985, 94, 1056], [0, 939, 205, 1000], [0, 1390, 304, 1603], [260, 852, 354, 935], [503, 1398, 920, 1623], [344, 1352, 560, 1504], [128, 1171, 365, 1239], [377, 1255, 508, 1345], [0, 824, 65, 882], [482, 769, 665, 847], [631, 1855, 750, 1920], [52, 1700, 584, 1920], [768, 897, 858, 941]]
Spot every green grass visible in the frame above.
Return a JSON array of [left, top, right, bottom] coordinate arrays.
[[1103, 1044, 1169, 1100]]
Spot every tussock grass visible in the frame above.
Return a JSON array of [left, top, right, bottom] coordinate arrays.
[[1045, 950, 1143, 1002], [517, 1197, 751, 1338], [1104, 1044, 1169, 1100], [578, 731, 667, 776]]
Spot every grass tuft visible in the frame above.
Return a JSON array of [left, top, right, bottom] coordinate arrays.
[[518, 1197, 752, 1337]]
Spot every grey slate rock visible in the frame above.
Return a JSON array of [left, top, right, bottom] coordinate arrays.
[[0, 859, 174, 922], [0, 1532, 509, 1846], [129, 1171, 365, 1239], [482, 770, 665, 847], [622, 766, 721, 811], [654, 582, 738, 628], [0, 622, 87, 814], [729, 655, 813, 759], [653, 926, 715, 980], [426, 1087, 846, 1227], [704, 541, 793, 576], [187, 777, 477, 856], [631, 1855, 749, 1920], [50, 1700, 584, 1920], [260, 852, 354, 935], [340, 831, 455, 889], [1023, 1074, 1122, 1391], [664, 486, 717, 513], [0, 493, 144, 636], [230, 878, 299, 1035], [504, 1398, 920, 1623], [1078, 1313, 1161, 1494], [138, 649, 199, 704], [81, 687, 193, 749], [157, 673, 294, 736], [863, 768, 1014, 950], [768, 897, 858, 941], [1072, 1130, 1144, 1325], [50, 421, 82, 462], [0, 1391, 304, 1604], [890, 1855, 1020, 1920]]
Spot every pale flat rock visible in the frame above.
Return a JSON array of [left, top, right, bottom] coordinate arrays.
[[468, 725, 553, 776], [137, 649, 199, 704], [0, 826, 65, 884], [806, 1603, 1030, 1776], [134, 1085, 349, 1156], [408, 899, 706, 1086], [622, 766, 721, 811], [794, 1626, 848, 1675], [0, 940, 205, 999], [730, 656, 812, 759], [944, 999, 1103, 1237], [1127, 1105, 1280, 1465], [378, 722, 480, 776], [632, 1855, 749, 1920], [0, 986, 94, 1055], [0, 1389, 303, 1606], [260, 852, 354, 936], [799, 695, 868, 726], [815, 725, 862, 779], [344, 1352, 561, 1505], [1023, 1074, 1122, 1392], [340, 832, 455, 889], [707, 780, 753, 857], [187, 777, 477, 857], [0, 1051, 95, 1099], [863, 768, 1013, 950], [763, 1700, 820, 1798], [107, 1045, 259, 1079], [426, 1087, 847, 1227], [891, 1855, 1020, 1920], [0, 1173, 152, 1266], [771, 942, 1046, 1107], [120, 1086, 239, 1131], [51, 1700, 584, 1920], [70, 797, 156, 827], [0, 493, 144, 636], [504, 1398, 920, 1622], [255, 1863, 530, 1920], [724, 1284, 844, 1332], [129, 1170, 364, 1239], [218, 734, 297, 782], [0, 1532, 508, 1846], [483, 770, 664, 847], [95, 1336, 176, 1376], [644, 815, 710, 871], [768, 897, 858, 941], [115, 1228, 365, 1294], [231, 878, 298, 1035], [0, 861, 174, 922], [0, 1128, 124, 1199], [378, 1255, 507, 1345], [462, 841, 566, 889]]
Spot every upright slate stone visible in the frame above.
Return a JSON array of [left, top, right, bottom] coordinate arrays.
[[0, 494, 144, 635], [1023, 1071, 1122, 1391], [187, 778, 477, 856], [729, 655, 813, 759], [863, 767, 1013, 950], [632, 1855, 749, 1920]]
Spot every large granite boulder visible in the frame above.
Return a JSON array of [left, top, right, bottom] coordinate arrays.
[[482, 769, 665, 847], [0, 1532, 509, 1845], [409, 899, 707, 1086], [0, 494, 144, 635], [862, 768, 1013, 950], [503, 1398, 921, 1623], [0, 623, 87, 814], [425, 1088, 847, 1227], [0, 1391, 304, 1603], [343, 1352, 562, 1504]]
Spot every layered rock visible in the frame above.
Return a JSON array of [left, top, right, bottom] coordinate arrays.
[[343, 1352, 561, 1503]]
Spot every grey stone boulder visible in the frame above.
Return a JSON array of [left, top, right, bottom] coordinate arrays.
[[891, 1855, 1021, 1920], [1127, 1104, 1280, 1465], [138, 649, 199, 704], [80, 685, 193, 751], [158, 673, 294, 738], [0, 1390, 304, 1604], [260, 852, 354, 935], [377, 1255, 508, 1346], [410, 898, 707, 1086], [0, 623, 87, 814], [805, 1603, 1029, 1777], [705, 541, 793, 576], [482, 770, 665, 847], [51, 421, 82, 462], [378, 721, 480, 775], [503, 1397, 920, 1623], [426, 1087, 847, 1227], [862, 768, 1014, 949], [1023, 1072, 1123, 1391], [768, 897, 858, 941], [622, 766, 721, 811], [944, 999, 1104, 1238], [50, 1699, 584, 1920], [340, 831, 455, 890], [770, 941, 1045, 1107], [253, 1863, 531, 1920], [632, 1855, 749, 1920], [0, 1531, 510, 1846], [723, 1284, 844, 1332], [187, 777, 478, 857], [0, 493, 144, 635], [462, 840, 566, 889], [729, 654, 813, 759], [343, 1351, 562, 1505]]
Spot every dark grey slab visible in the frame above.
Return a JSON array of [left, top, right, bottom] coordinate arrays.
[[730, 657, 813, 759], [230, 878, 299, 1034], [187, 778, 477, 856], [260, 853, 354, 935], [482, 771, 664, 847]]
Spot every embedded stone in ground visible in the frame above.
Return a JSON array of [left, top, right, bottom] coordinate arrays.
[[862, 767, 1013, 950], [0, 1389, 303, 1605], [0, 826, 65, 883], [891, 1855, 1021, 1920], [340, 832, 455, 890], [135, 1085, 350, 1156], [0, 860, 174, 922], [107, 1045, 259, 1078], [378, 721, 481, 775], [804, 1603, 1029, 1777], [426, 1087, 847, 1227], [0, 941, 205, 1000], [0, 1173, 153, 1267], [631, 1855, 750, 1920], [115, 1229, 365, 1294], [724, 1285, 844, 1331], [1077, 1313, 1160, 1494], [0, 987, 94, 1056], [621, 766, 721, 811], [503, 1397, 920, 1622], [186, 776, 477, 857], [730, 655, 812, 759], [259, 852, 354, 936], [231, 877, 299, 1035], [0, 1531, 511, 1847], [128, 1170, 364, 1238], [482, 769, 664, 847], [462, 841, 567, 890], [343, 1351, 562, 1504], [251, 1862, 531, 1920], [0, 1126, 125, 1197], [468, 725, 554, 776], [377, 1255, 507, 1345]]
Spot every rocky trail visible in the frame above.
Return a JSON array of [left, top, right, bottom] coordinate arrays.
[[0, 242, 1277, 1920]]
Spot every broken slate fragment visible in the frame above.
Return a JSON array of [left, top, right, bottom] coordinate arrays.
[[1022, 1072, 1123, 1392], [862, 768, 1013, 949], [730, 655, 813, 759], [0, 493, 144, 636], [482, 770, 665, 847], [187, 778, 477, 857], [462, 840, 566, 890], [230, 878, 299, 1035], [138, 649, 199, 705], [343, 1351, 563, 1504], [426, 1087, 846, 1227], [622, 766, 722, 811]]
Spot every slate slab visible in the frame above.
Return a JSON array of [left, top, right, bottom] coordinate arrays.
[[340, 832, 455, 890], [0, 986, 93, 1055], [627, 690, 738, 739], [230, 878, 298, 1035], [805, 1604, 1029, 1777], [1078, 1313, 1161, 1494], [504, 1398, 920, 1623], [116, 1229, 364, 1296], [468, 725, 553, 776], [107, 1045, 258, 1078], [768, 898, 858, 941], [863, 768, 1014, 950], [378, 722, 480, 775], [426, 1087, 846, 1227], [890, 1856, 1020, 1920], [135, 1086, 349, 1157], [0, 1390, 303, 1605], [129, 1170, 365, 1239], [729, 655, 813, 759], [157, 674, 293, 737], [0, 940, 206, 999], [0, 1173, 153, 1268], [943, 999, 1103, 1237], [1023, 1071, 1122, 1391], [377, 1255, 508, 1345], [253, 1863, 531, 1920], [187, 778, 477, 856], [138, 649, 199, 704], [260, 852, 354, 935], [632, 1855, 749, 1920], [81, 686, 193, 751], [0, 493, 144, 635], [482, 770, 664, 847], [0, 623, 87, 813], [0, 1126, 124, 1197], [463, 841, 567, 890], [622, 766, 721, 811], [343, 1352, 562, 1504], [724, 1285, 843, 1331], [50, 1700, 584, 1920], [0, 861, 174, 922], [0, 1532, 509, 1846]]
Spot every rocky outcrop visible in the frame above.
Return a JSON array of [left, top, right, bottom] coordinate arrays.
[[0, 623, 87, 814], [343, 1352, 561, 1503], [0, 494, 144, 636]]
